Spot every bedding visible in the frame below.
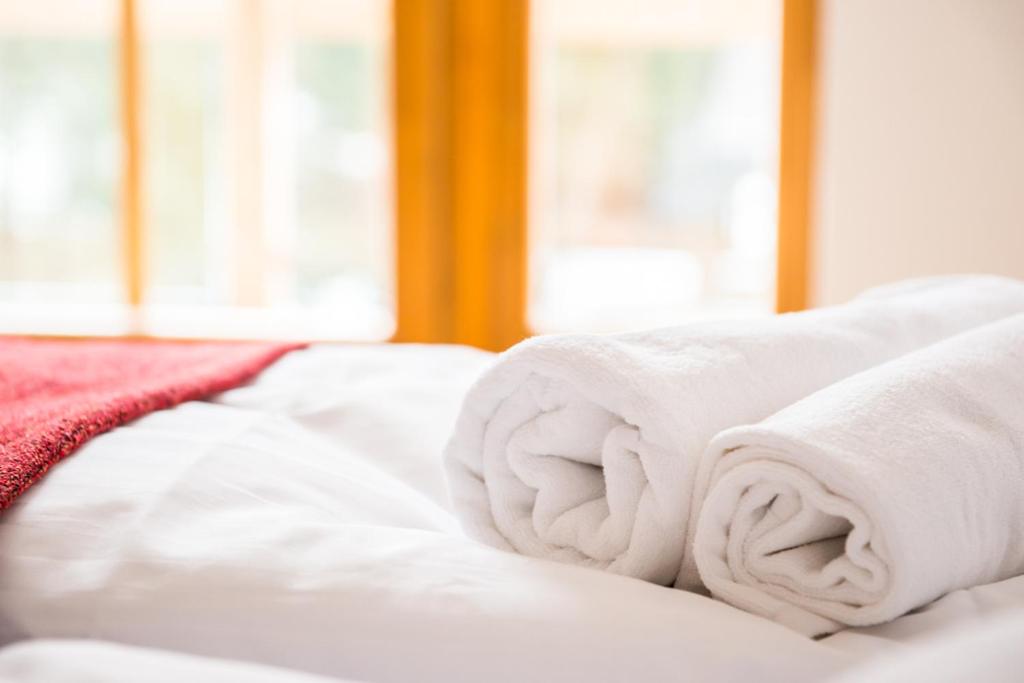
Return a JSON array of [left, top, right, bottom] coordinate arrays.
[[0, 338, 299, 509], [0, 344, 849, 682], [0, 640, 353, 683], [828, 611, 1024, 682], [443, 274, 1024, 588], [823, 571, 1024, 659], [1, 338, 1023, 682], [693, 314, 1024, 635]]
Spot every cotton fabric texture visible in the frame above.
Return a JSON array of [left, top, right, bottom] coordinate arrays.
[[0, 640, 355, 683], [8, 342, 1024, 681], [827, 611, 1024, 683], [0, 345, 849, 683], [694, 314, 1024, 635], [444, 275, 1024, 587]]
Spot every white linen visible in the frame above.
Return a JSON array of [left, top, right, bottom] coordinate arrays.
[[215, 343, 496, 508], [694, 314, 1024, 636], [0, 640, 353, 683], [827, 612, 1024, 683], [824, 572, 1024, 658], [443, 275, 1024, 587], [0, 344, 851, 683]]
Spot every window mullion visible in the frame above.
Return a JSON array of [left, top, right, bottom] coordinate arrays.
[[776, 0, 816, 312], [226, 0, 268, 307], [117, 0, 145, 320], [392, 0, 456, 343], [450, 0, 529, 351]]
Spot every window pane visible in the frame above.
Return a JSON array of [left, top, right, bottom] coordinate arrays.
[[0, 1, 119, 306], [530, 0, 780, 333], [289, 0, 391, 328], [140, 0, 392, 339], [141, 0, 228, 306]]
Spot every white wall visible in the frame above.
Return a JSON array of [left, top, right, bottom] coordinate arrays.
[[813, 0, 1024, 305]]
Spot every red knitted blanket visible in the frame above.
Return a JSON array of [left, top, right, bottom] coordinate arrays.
[[0, 338, 301, 510]]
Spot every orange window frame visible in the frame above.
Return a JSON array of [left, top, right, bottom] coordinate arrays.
[[112, 0, 815, 348], [118, 0, 145, 311], [776, 0, 817, 313], [394, 0, 817, 350], [392, 0, 528, 350]]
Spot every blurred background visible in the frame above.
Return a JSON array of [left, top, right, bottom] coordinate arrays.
[[0, 0, 1021, 349]]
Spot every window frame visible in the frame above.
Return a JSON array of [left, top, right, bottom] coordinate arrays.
[[395, 0, 816, 349], [7, 0, 815, 347], [776, 0, 816, 314]]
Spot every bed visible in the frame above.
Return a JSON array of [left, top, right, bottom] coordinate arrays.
[[2, 343, 1023, 682]]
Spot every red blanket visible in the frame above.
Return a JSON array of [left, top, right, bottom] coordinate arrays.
[[0, 338, 301, 510]]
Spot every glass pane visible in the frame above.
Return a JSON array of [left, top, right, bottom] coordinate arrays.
[[140, 0, 229, 306], [530, 0, 780, 333], [0, 1, 119, 305], [285, 0, 392, 333], [140, 0, 392, 339]]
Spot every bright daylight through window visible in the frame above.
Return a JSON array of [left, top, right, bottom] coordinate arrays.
[[0, 0, 392, 339], [530, 0, 780, 333]]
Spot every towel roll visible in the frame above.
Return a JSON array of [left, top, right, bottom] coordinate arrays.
[[694, 314, 1024, 635], [445, 276, 1024, 587]]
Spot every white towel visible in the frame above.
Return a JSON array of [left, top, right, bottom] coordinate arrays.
[[694, 314, 1024, 636], [444, 275, 1024, 586]]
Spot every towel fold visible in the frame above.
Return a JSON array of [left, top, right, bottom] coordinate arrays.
[[694, 313, 1024, 635], [444, 275, 1024, 586]]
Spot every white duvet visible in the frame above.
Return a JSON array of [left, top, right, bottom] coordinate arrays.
[[0, 640, 355, 683], [0, 344, 1022, 682]]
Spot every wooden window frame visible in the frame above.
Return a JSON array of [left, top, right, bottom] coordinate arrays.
[[118, 0, 145, 313], [776, 0, 816, 313], [84, 0, 813, 346], [392, 0, 528, 350], [392, 0, 455, 344], [395, 0, 817, 350]]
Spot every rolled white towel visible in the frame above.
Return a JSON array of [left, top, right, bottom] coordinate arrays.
[[445, 275, 1024, 586], [694, 313, 1024, 635]]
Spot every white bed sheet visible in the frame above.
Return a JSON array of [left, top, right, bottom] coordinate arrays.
[[0, 639, 355, 683], [0, 344, 1019, 682]]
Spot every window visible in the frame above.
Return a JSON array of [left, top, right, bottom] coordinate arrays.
[[1, 0, 391, 339], [140, 0, 393, 339], [530, 0, 781, 333], [0, 0, 814, 348], [0, 1, 121, 331]]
